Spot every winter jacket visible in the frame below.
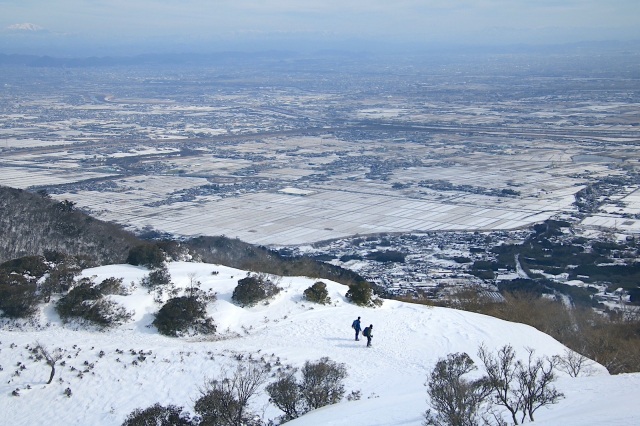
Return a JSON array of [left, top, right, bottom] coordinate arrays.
[[352, 319, 361, 331]]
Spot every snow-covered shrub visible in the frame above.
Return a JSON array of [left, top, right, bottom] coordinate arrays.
[[232, 274, 281, 307], [0, 255, 49, 279], [55, 277, 132, 327], [303, 281, 331, 305], [41, 261, 82, 301], [153, 296, 216, 337]]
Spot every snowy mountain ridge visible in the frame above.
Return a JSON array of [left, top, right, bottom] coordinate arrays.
[[6, 23, 45, 32]]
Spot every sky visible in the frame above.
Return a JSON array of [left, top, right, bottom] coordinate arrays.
[[1, 1, 639, 55], [1, 260, 639, 425]]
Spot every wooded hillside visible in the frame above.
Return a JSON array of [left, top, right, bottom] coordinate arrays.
[[0, 186, 140, 266], [0, 186, 367, 286]]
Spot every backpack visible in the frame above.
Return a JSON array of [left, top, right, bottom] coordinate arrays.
[[352, 320, 358, 329], [363, 327, 370, 337]]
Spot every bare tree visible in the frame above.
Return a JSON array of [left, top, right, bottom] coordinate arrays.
[[195, 362, 268, 426], [267, 357, 349, 422], [553, 348, 594, 378], [33, 342, 65, 384], [478, 344, 564, 424], [478, 344, 522, 425], [233, 363, 269, 410], [266, 369, 305, 422], [518, 348, 564, 422], [186, 273, 200, 298]]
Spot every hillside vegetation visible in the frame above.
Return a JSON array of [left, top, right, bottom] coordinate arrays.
[[0, 186, 140, 266]]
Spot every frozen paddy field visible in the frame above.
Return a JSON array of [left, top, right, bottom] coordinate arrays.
[[55, 185, 558, 246], [1, 130, 636, 245], [581, 186, 640, 233], [41, 154, 607, 246], [2, 134, 634, 246]]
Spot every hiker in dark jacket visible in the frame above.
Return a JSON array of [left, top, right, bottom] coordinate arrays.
[[363, 324, 373, 347], [351, 316, 362, 341]]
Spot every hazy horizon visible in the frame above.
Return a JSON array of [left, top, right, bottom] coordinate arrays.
[[1, 1, 639, 56]]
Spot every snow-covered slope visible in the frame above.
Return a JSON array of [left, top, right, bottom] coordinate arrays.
[[1, 262, 637, 425]]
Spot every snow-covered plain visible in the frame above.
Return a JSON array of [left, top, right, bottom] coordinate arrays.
[[1, 262, 638, 425]]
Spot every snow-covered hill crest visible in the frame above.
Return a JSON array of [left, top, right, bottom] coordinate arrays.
[[1, 262, 637, 425]]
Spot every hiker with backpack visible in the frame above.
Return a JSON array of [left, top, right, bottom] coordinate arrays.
[[362, 324, 373, 347], [351, 316, 362, 341]]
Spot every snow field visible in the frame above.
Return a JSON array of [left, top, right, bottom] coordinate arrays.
[[0, 261, 637, 425]]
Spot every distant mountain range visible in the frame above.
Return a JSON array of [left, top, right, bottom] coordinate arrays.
[[6, 23, 45, 32], [0, 51, 313, 68], [1, 40, 638, 68]]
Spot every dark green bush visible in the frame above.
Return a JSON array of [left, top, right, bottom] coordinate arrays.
[[97, 277, 128, 295], [194, 388, 242, 426], [424, 352, 491, 426], [43, 250, 68, 263], [41, 262, 82, 301], [232, 274, 281, 307], [141, 265, 172, 288], [55, 277, 132, 327], [345, 281, 373, 306], [153, 296, 216, 337], [122, 403, 193, 426], [0, 255, 49, 278], [303, 281, 331, 305], [0, 271, 39, 318], [126, 244, 165, 268]]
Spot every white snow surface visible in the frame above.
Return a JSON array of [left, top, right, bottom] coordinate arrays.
[[0, 261, 638, 425]]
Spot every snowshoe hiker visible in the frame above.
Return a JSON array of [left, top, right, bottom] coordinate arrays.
[[352, 316, 362, 341], [363, 324, 373, 347]]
